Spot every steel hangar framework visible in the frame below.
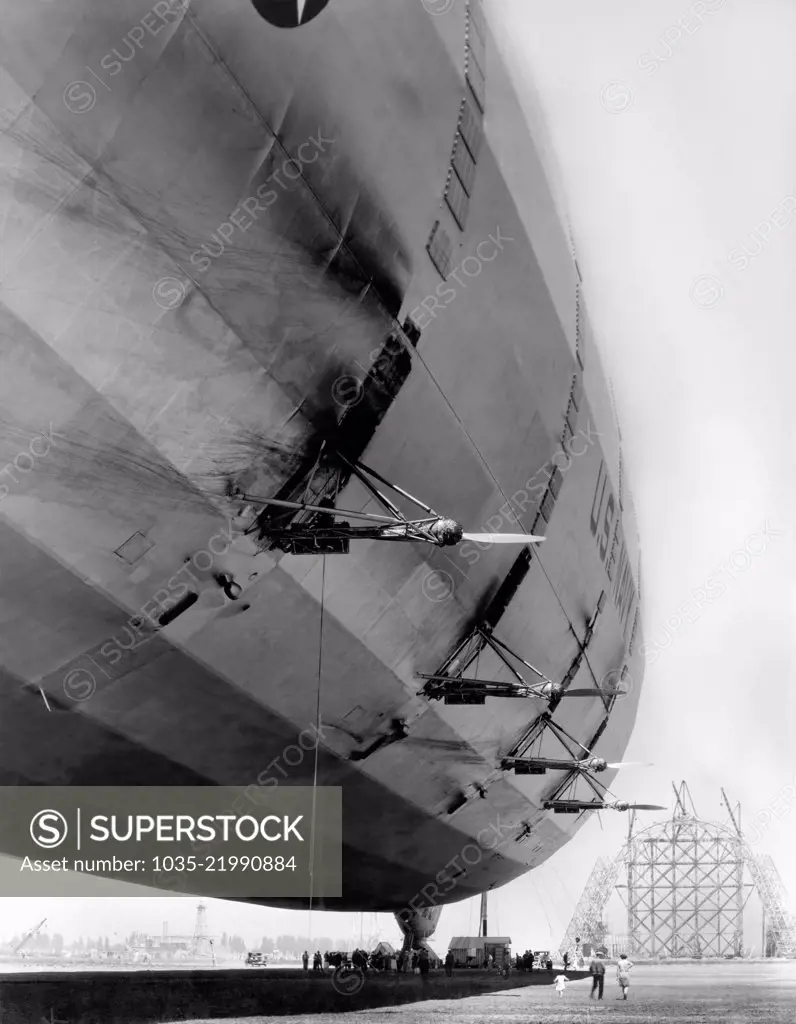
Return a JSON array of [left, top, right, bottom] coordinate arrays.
[[559, 782, 796, 960]]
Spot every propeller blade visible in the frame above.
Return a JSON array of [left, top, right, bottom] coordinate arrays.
[[604, 761, 654, 769], [626, 804, 666, 811], [559, 688, 628, 697], [461, 532, 546, 545]]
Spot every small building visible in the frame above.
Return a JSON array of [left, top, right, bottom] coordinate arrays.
[[448, 936, 511, 968]]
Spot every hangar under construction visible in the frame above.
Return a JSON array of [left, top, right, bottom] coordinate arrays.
[[559, 782, 796, 960]]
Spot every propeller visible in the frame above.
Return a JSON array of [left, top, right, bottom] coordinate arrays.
[[461, 532, 546, 545]]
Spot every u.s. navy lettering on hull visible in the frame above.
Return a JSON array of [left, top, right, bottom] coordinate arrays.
[[590, 461, 638, 641]]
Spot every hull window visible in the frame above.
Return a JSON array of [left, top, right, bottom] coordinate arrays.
[[444, 170, 470, 231], [114, 531, 153, 565], [575, 285, 585, 368], [468, 0, 487, 45], [452, 134, 477, 196], [467, 9, 486, 72], [565, 397, 579, 436], [426, 220, 453, 280], [571, 371, 584, 410], [540, 487, 556, 523], [466, 54, 486, 113], [548, 466, 563, 500], [459, 96, 484, 161]]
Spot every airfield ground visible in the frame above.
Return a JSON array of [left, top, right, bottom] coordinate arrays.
[[172, 962, 796, 1024]]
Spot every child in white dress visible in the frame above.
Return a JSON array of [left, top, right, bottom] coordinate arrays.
[[553, 973, 569, 998]]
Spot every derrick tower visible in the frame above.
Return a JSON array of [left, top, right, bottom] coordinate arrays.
[[192, 903, 213, 957]]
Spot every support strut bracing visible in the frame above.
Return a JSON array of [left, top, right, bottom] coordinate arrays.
[[417, 621, 622, 706], [502, 713, 651, 776], [228, 316, 422, 544], [239, 452, 544, 556], [418, 624, 555, 705], [503, 713, 590, 772]]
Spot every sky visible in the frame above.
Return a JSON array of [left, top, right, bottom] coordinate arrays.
[[2, 0, 794, 956]]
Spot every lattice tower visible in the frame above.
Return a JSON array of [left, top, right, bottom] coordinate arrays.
[[192, 903, 212, 956], [558, 852, 623, 961], [745, 853, 796, 957]]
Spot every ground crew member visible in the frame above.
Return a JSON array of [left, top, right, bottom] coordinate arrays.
[[616, 953, 634, 999], [589, 957, 605, 999]]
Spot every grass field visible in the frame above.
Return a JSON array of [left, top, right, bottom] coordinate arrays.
[[172, 962, 796, 1024]]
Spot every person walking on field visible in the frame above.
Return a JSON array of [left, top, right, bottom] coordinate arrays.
[[589, 957, 605, 999], [616, 953, 634, 1000], [553, 973, 569, 998]]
